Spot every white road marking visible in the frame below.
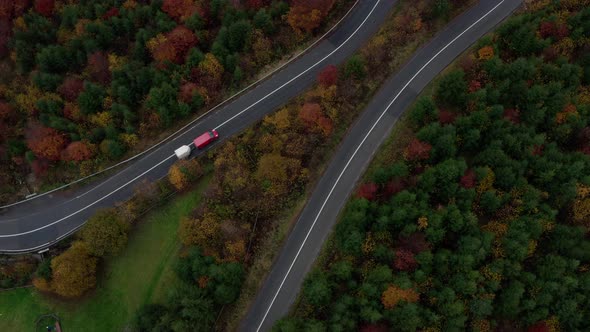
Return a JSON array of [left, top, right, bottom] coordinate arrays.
[[213, 0, 380, 131], [0, 0, 361, 210], [255, 1, 507, 330], [0, 154, 175, 238], [0, 1, 376, 245]]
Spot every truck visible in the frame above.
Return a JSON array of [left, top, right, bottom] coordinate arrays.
[[193, 129, 219, 149], [174, 145, 191, 159]]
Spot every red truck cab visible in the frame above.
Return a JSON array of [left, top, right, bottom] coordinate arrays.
[[194, 130, 219, 149]]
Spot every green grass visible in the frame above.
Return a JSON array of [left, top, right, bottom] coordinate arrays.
[[0, 175, 211, 332]]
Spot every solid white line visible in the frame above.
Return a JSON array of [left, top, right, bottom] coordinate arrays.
[[214, 0, 379, 131], [0, 154, 176, 238], [0, 0, 361, 210], [254, 1, 506, 331]]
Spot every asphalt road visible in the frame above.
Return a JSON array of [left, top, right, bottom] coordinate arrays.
[[240, 1, 523, 331], [0, 0, 398, 253]]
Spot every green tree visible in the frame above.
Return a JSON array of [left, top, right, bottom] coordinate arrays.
[[79, 208, 130, 257], [436, 70, 467, 107]]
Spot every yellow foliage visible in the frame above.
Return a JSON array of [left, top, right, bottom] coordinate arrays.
[[123, 0, 138, 9], [119, 133, 139, 148], [263, 108, 291, 131], [579, 86, 590, 105], [478, 46, 495, 60], [482, 221, 508, 238], [481, 265, 503, 282], [418, 216, 428, 230], [524, 0, 551, 12], [178, 213, 220, 248], [57, 27, 75, 44], [554, 37, 575, 57], [13, 17, 26, 31], [108, 54, 126, 72], [79, 160, 96, 177], [471, 320, 491, 332], [14, 86, 44, 114], [147, 34, 168, 53], [381, 284, 419, 309], [527, 240, 538, 257], [477, 168, 495, 194], [32, 277, 52, 292], [362, 232, 375, 255], [546, 316, 561, 332], [90, 111, 112, 127]]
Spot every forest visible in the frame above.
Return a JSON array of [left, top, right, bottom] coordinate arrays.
[[276, 1, 590, 331], [0, 0, 344, 203]]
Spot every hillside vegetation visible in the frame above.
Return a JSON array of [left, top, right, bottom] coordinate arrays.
[[279, 2, 590, 331]]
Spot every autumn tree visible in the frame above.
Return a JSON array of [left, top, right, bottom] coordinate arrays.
[[50, 241, 98, 298], [161, 0, 197, 22], [58, 76, 84, 101], [193, 53, 224, 93], [287, 0, 335, 34], [317, 65, 338, 87], [34, 0, 54, 17], [299, 102, 333, 136], [404, 138, 432, 161], [394, 249, 418, 271], [357, 182, 378, 201], [168, 159, 203, 191], [178, 213, 221, 249], [61, 141, 94, 162], [78, 208, 130, 257], [26, 123, 66, 161], [381, 284, 419, 309], [87, 51, 111, 85]]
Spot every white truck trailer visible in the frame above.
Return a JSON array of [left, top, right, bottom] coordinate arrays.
[[174, 145, 191, 159]]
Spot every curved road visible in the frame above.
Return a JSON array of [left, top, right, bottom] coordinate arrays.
[[0, 0, 397, 253], [240, 1, 523, 331]]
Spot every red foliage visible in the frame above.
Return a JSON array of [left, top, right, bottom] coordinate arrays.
[[460, 169, 476, 189], [34, 0, 54, 17], [31, 158, 49, 177], [0, 0, 30, 19], [357, 182, 378, 201], [459, 55, 476, 74], [26, 123, 67, 162], [538, 21, 556, 39], [404, 138, 432, 161], [398, 232, 430, 254], [245, 0, 268, 9], [394, 249, 418, 271], [179, 82, 199, 103], [527, 321, 550, 332], [167, 26, 198, 62], [438, 110, 457, 125], [102, 7, 119, 20], [162, 0, 197, 22], [0, 101, 13, 122], [555, 24, 569, 40], [317, 65, 338, 87], [58, 77, 85, 101], [62, 141, 94, 162], [532, 144, 544, 156], [87, 52, 111, 85], [578, 127, 590, 148], [382, 179, 405, 199], [468, 79, 482, 93], [543, 46, 558, 62], [581, 146, 590, 156], [287, 0, 336, 33], [503, 108, 520, 124], [359, 324, 389, 332]]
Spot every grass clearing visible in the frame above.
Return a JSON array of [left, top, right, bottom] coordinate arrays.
[[0, 175, 211, 332]]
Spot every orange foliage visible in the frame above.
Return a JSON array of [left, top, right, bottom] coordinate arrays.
[[299, 102, 333, 136], [62, 141, 94, 162], [477, 46, 494, 60], [168, 159, 203, 191], [381, 284, 419, 309], [286, 0, 335, 34], [26, 123, 67, 161], [178, 213, 220, 248], [161, 0, 197, 22], [179, 81, 199, 103], [556, 103, 577, 124]]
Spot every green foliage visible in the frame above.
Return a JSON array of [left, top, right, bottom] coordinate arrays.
[[344, 55, 367, 80], [78, 208, 130, 257], [78, 82, 106, 115], [436, 69, 467, 107]]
